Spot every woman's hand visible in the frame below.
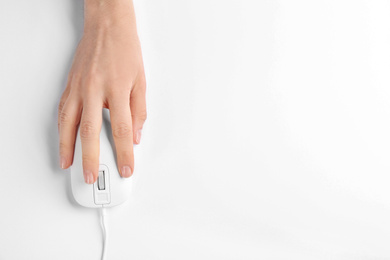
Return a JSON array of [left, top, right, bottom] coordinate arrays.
[[58, 0, 146, 184]]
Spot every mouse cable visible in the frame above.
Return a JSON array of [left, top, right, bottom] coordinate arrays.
[[99, 207, 108, 260]]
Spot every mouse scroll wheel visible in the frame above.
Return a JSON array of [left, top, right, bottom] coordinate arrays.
[[98, 170, 105, 190]]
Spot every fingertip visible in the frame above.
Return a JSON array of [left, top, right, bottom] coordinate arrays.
[[134, 129, 142, 145], [83, 169, 96, 184], [121, 165, 133, 178], [60, 156, 72, 169], [60, 156, 66, 169]]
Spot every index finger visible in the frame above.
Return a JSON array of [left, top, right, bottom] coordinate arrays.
[[79, 99, 102, 184]]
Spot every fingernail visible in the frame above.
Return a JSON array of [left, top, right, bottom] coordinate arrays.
[[121, 166, 132, 178], [84, 170, 94, 184], [136, 129, 142, 144], [60, 156, 67, 169]]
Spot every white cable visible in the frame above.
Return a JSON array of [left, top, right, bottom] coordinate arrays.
[[99, 207, 108, 260]]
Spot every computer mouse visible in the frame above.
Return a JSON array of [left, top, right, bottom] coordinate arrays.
[[70, 109, 133, 208]]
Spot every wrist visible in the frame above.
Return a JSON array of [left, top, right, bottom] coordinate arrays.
[[84, 0, 136, 30]]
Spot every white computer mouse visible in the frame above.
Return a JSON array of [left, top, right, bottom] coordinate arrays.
[[71, 109, 132, 208]]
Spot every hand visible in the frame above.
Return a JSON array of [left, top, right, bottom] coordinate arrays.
[[58, 0, 146, 184]]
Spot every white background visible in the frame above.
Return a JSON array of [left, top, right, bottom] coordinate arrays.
[[1, 0, 390, 259]]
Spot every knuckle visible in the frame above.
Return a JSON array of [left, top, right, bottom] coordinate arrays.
[[82, 154, 95, 163], [58, 101, 65, 114], [81, 82, 99, 97], [121, 151, 134, 161], [58, 96, 68, 114], [83, 72, 101, 88], [59, 111, 71, 125], [59, 141, 68, 152], [106, 88, 122, 101], [71, 73, 82, 83], [134, 110, 147, 122], [113, 122, 132, 139], [82, 84, 97, 96], [79, 120, 97, 139]]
